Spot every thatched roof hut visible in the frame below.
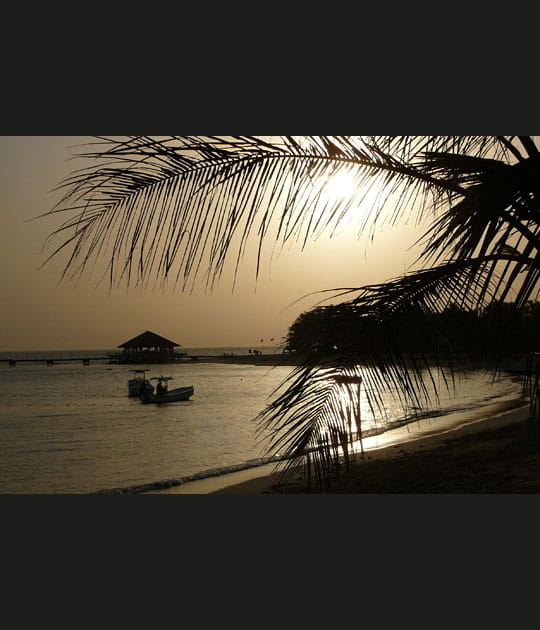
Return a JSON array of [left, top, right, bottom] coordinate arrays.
[[118, 330, 180, 352], [112, 330, 184, 363]]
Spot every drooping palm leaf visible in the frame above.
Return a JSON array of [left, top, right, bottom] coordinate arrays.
[[254, 138, 540, 484], [42, 136, 540, 487], [255, 256, 518, 484], [42, 136, 484, 292]]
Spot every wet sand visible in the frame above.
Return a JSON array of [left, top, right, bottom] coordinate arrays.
[[151, 396, 540, 494], [214, 402, 540, 493]]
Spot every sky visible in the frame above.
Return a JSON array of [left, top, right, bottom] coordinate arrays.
[[0, 136, 427, 351]]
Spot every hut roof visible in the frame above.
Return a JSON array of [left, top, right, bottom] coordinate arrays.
[[118, 330, 181, 349]]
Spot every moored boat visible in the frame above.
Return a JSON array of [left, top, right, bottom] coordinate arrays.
[[139, 376, 194, 404], [128, 370, 153, 396]]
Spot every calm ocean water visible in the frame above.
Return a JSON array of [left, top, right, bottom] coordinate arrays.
[[0, 347, 524, 493]]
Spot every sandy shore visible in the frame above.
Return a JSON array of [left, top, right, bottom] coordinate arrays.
[[209, 401, 538, 494], [149, 395, 540, 494]]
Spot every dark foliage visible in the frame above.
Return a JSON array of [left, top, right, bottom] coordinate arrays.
[[286, 300, 540, 356]]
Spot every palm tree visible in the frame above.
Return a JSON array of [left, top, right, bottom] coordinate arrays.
[[42, 136, 540, 487]]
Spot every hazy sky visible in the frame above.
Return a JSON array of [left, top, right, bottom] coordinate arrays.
[[0, 136, 427, 351]]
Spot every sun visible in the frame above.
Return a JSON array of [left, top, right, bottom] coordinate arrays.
[[319, 170, 359, 203], [308, 167, 388, 237]]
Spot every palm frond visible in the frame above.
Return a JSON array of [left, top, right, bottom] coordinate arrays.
[[413, 148, 540, 311], [42, 135, 498, 291], [42, 136, 540, 488], [256, 255, 521, 486]]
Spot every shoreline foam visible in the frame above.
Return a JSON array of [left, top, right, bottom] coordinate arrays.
[[148, 395, 529, 494]]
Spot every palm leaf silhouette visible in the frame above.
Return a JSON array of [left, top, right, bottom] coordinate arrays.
[[42, 136, 540, 486]]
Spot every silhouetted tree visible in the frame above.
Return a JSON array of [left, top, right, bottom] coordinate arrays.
[[287, 300, 540, 357]]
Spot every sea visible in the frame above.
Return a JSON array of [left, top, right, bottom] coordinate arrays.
[[0, 347, 526, 494]]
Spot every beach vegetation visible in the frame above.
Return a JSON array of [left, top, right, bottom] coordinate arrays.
[[42, 136, 540, 488], [285, 300, 540, 356]]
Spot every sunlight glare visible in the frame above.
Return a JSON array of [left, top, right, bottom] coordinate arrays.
[[320, 170, 359, 203]]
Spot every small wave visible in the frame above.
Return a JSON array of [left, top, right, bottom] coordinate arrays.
[[94, 455, 285, 494], [35, 413, 72, 419]]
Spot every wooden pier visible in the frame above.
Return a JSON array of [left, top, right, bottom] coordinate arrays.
[[1, 353, 299, 367], [1, 357, 109, 367]]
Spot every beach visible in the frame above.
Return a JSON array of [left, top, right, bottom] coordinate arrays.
[[2, 348, 533, 494], [222, 402, 539, 493], [152, 398, 538, 494]]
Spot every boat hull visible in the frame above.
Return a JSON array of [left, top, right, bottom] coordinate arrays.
[[139, 385, 194, 404]]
